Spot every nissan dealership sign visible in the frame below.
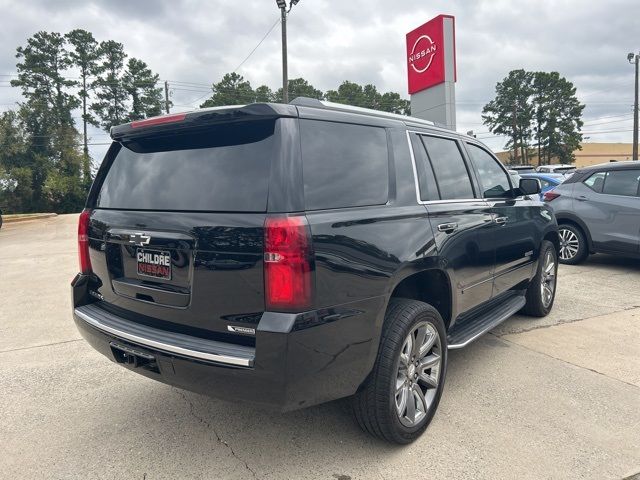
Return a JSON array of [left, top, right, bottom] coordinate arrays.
[[406, 14, 456, 95]]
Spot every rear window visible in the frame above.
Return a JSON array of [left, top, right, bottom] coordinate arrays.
[[96, 120, 276, 212], [300, 120, 389, 210]]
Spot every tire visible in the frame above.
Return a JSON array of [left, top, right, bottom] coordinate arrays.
[[352, 298, 447, 444], [521, 240, 558, 317], [557, 224, 588, 265]]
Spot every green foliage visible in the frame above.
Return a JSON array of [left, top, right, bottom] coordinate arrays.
[[9, 32, 83, 212], [200, 74, 410, 115], [91, 40, 128, 130], [532, 71, 584, 164], [200, 72, 255, 107], [274, 78, 323, 102], [124, 58, 163, 121], [254, 85, 274, 102], [325, 81, 410, 114], [482, 69, 584, 165], [65, 28, 100, 190]]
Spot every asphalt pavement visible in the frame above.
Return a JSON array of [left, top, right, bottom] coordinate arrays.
[[1, 214, 639, 480]]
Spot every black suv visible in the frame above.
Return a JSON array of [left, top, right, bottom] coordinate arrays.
[[72, 98, 558, 444]]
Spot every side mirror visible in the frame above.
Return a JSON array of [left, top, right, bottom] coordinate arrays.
[[519, 178, 541, 196]]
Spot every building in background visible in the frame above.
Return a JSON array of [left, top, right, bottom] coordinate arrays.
[[495, 143, 633, 168]]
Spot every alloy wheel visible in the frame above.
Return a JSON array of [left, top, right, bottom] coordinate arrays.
[[558, 228, 579, 260], [540, 249, 557, 308], [395, 321, 442, 428]]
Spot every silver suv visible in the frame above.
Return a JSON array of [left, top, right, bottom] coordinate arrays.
[[544, 161, 640, 264]]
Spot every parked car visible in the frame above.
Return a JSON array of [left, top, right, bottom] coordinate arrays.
[[520, 173, 564, 200], [509, 164, 537, 173], [71, 98, 558, 444], [545, 161, 640, 264], [536, 164, 576, 175]]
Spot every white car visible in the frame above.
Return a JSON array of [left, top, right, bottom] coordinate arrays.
[[536, 165, 576, 175]]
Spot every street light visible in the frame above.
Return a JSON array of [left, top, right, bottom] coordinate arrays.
[[276, 0, 301, 103], [629, 51, 639, 160]]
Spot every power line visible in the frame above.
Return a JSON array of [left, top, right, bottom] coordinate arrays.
[[232, 17, 281, 73]]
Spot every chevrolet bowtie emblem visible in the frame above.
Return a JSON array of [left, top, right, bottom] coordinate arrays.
[[129, 232, 151, 247]]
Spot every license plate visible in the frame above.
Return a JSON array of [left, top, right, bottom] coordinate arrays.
[[137, 248, 172, 280]]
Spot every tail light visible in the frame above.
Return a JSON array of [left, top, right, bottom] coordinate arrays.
[[543, 191, 560, 202], [78, 208, 92, 274], [264, 216, 314, 312], [131, 112, 186, 128]]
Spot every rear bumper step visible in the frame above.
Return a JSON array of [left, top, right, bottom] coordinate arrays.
[[74, 303, 255, 367]]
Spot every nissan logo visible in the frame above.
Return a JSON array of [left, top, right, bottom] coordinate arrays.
[[408, 35, 437, 74]]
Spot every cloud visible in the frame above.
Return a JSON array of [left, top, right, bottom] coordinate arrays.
[[0, 0, 637, 157]]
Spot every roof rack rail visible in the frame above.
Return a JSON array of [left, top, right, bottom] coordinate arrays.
[[289, 97, 437, 127]]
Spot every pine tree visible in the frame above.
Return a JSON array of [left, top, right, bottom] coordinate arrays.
[[10, 31, 83, 212], [200, 73, 255, 107], [274, 78, 323, 103], [533, 72, 584, 164], [65, 28, 101, 189], [254, 85, 274, 102], [482, 69, 535, 164], [123, 58, 163, 121], [91, 40, 128, 130]]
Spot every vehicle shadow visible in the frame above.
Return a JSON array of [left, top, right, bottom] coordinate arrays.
[[83, 343, 479, 479]]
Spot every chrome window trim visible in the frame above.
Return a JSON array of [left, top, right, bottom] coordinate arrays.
[[405, 130, 484, 206], [75, 307, 253, 367], [405, 131, 533, 205]]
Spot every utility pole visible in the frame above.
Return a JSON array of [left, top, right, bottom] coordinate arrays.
[[164, 80, 170, 114], [281, 7, 288, 103], [276, 0, 300, 104], [513, 102, 519, 164], [629, 52, 639, 160]]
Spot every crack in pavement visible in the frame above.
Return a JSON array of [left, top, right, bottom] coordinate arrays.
[[496, 334, 640, 390], [175, 389, 258, 479], [0, 338, 83, 355], [494, 305, 640, 337]]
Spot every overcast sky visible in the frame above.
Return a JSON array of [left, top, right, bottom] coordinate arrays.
[[0, 0, 638, 161]]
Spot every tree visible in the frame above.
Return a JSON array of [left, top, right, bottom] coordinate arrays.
[[324, 80, 410, 114], [274, 78, 323, 103], [483, 69, 584, 165], [481, 69, 535, 164], [0, 110, 31, 213], [200, 72, 255, 107], [325, 80, 366, 107], [380, 92, 410, 115], [91, 40, 128, 130], [533, 71, 584, 164], [65, 28, 101, 189], [123, 58, 163, 121], [254, 85, 274, 102], [10, 31, 83, 212]]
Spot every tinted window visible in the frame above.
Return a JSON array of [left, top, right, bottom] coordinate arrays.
[[602, 169, 640, 196], [97, 121, 275, 212], [410, 134, 439, 201], [421, 136, 474, 200], [584, 172, 606, 193], [300, 120, 389, 210], [466, 143, 512, 198]]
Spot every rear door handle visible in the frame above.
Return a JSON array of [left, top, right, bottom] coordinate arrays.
[[494, 216, 508, 225], [576, 195, 588, 202], [437, 222, 458, 233]]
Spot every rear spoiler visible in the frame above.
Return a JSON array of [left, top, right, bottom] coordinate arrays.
[[110, 103, 298, 141]]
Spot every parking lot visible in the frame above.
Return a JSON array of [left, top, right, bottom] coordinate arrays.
[[1, 214, 639, 479]]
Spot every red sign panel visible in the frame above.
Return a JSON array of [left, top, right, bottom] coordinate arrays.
[[406, 15, 455, 94]]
